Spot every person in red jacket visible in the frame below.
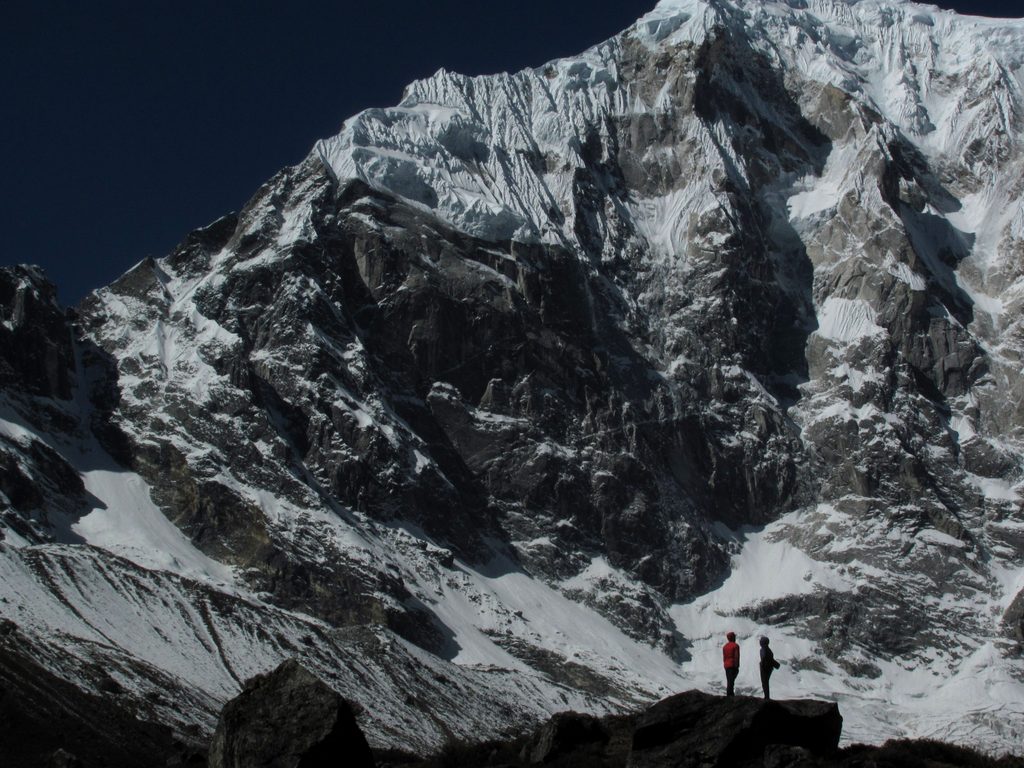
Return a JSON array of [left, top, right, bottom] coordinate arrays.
[[722, 631, 740, 696]]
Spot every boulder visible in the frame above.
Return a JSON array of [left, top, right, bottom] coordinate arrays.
[[523, 711, 610, 763], [628, 690, 842, 768], [208, 659, 374, 768]]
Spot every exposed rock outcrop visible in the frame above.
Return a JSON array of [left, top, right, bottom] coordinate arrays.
[[208, 659, 375, 768], [0, 265, 75, 401], [513, 693, 844, 768], [522, 711, 612, 764], [629, 691, 842, 767]]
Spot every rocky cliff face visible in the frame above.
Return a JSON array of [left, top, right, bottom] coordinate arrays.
[[2, 0, 1024, 756]]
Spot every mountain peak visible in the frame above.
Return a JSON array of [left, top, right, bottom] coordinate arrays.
[[3, 0, 1024, 758]]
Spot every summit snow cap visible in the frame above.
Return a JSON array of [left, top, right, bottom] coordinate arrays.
[[315, 0, 1024, 252]]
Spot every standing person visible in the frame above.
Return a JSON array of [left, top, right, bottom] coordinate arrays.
[[759, 636, 781, 700], [722, 631, 740, 696]]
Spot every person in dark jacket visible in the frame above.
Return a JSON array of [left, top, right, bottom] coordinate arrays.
[[759, 636, 781, 699], [722, 631, 740, 696]]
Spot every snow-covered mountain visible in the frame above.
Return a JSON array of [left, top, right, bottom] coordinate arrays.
[[3, 0, 1024, 757]]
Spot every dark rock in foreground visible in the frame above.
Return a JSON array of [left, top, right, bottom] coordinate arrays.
[[400, 688, 1024, 768], [208, 658, 375, 768], [398, 690, 843, 768], [629, 690, 842, 767], [522, 711, 611, 764]]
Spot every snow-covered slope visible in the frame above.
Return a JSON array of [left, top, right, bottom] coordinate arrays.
[[0, 320, 681, 752], [3, 0, 1024, 756]]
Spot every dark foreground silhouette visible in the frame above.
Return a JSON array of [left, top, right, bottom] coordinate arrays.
[[3, 655, 1022, 767], [394, 692, 1024, 768]]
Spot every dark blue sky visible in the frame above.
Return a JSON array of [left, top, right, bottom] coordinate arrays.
[[1, 1, 1019, 305]]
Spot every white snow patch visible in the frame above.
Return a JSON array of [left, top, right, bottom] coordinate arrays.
[[413, 449, 432, 474], [428, 552, 684, 701], [964, 473, 1021, 502], [815, 297, 885, 343], [788, 178, 844, 220], [883, 254, 927, 291], [915, 529, 966, 550], [73, 464, 235, 586]]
